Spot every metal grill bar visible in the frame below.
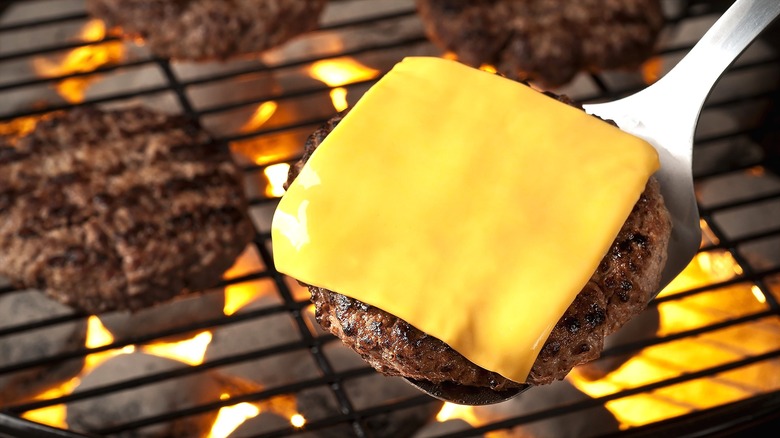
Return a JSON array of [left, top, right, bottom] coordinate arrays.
[[2, 0, 780, 437]]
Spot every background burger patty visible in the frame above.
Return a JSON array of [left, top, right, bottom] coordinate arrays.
[[0, 106, 254, 314], [289, 108, 671, 390], [415, 0, 664, 87]]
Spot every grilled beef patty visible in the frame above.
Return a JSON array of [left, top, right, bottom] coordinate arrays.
[[416, 0, 664, 87], [0, 106, 254, 313], [288, 105, 671, 389], [85, 0, 326, 61]]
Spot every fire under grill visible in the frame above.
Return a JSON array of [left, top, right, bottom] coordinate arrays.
[[1, 0, 780, 437]]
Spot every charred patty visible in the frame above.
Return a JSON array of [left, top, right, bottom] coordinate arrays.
[[0, 106, 254, 313], [416, 0, 665, 87], [289, 102, 671, 390], [85, 0, 327, 61]]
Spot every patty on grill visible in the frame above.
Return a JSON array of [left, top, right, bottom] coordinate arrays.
[[0, 106, 254, 313], [416, 0, 664, 87], [287, 105, 671, 390], [85, 0, 327, 61]]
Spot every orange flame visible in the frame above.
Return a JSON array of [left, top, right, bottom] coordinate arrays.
[[208, 398, 260, 438], [142, 331, 212, 366], [569, 223, 773, 428], [436, 403, 481, 427], [0, 115, 45, 137], [641, 57, 663, 85], [240, 101, 279, 134], [308, 58, 380, 111], [32, 19, 124, 103], [223, 247, 268, 316]]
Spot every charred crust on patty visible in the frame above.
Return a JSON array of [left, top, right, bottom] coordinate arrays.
[[290, 101, 671, 389]]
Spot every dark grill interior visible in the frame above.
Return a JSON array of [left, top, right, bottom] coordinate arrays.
[[2, 0, 780, 437]]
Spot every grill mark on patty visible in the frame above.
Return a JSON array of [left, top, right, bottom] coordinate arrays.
[[0, 146, 30, 165]]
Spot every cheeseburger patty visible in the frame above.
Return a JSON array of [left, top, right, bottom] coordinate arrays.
[[86, 0, 326, 61], [290, 104, 671, 390], [416, 0, 665, 87], [0, 106, 254, 313]]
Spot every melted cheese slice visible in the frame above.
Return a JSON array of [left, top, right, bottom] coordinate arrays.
[[272, 57, 659, 383]]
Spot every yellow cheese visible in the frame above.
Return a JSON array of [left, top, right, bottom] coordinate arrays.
[[272, 57, 659, 383]]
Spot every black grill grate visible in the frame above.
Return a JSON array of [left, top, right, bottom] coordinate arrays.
[[2, 1, 780, 437]]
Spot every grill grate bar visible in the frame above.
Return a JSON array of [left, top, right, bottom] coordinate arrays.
[[0, 270, 274, 336], [0, 10, 86, 33], [442, 348, 780, 437], [0, 36, 122, 63], [596, 309, 777, 360], [699, 189, 780, 214], [699, 210, 780, 311], [256, 238, 372, 437], [701, 225, 780, 252], [0, 58, 155, 93], [5, 335, 345, 414], [0, 299, 311, 377], [94, 366, 380, 436]]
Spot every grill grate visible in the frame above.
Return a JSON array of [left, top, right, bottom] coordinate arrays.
[[2, 1, 780, 437]]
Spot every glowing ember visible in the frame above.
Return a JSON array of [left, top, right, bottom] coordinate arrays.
[[290, 413, 306, 428], [436, 403, 480, 426], [208, 398, 260, 438], [308, 57, 380, 111], [641, 57, 663, 85], [751, 285, 767, 304], [32, 19, 124, 103], [479, 64, 498, 74], [142, 331, 213, 366], [223, 247, 268, 316], [264, 163, 291, 198]]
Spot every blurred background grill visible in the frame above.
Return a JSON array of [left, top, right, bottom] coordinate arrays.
[[1, 0, 780, 437]]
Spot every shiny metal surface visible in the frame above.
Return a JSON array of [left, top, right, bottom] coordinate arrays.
[[585, 0, 780, 299]]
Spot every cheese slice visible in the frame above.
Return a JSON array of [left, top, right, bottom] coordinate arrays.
[[272, 57, 659, 383]]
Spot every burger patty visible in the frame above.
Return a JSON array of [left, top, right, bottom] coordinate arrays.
[[0, 106, 254, 313], [85, 0, 327, 61], [288, 103, 671, 390], [416, 0, 665, 87]]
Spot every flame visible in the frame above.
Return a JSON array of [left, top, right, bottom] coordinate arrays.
[[223, 247, 268, 316], [264, 163, 291, 198], [751, 285, 767, 304], [569, 222, 775, 428], [142, 331, 212, 366], [32, 20, 124, 103], [479, 64, 498, 74], [641, 57, 663, 85], [329, 88, 349, 112], [290, 413, 306, 428], [0, 115, 44, 137], [240, 101, 279, 133], [208, 398, 260, 438], [436, 403, 481, 426], [21, 316, 134, 428], [308, 58, 380, 111]]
